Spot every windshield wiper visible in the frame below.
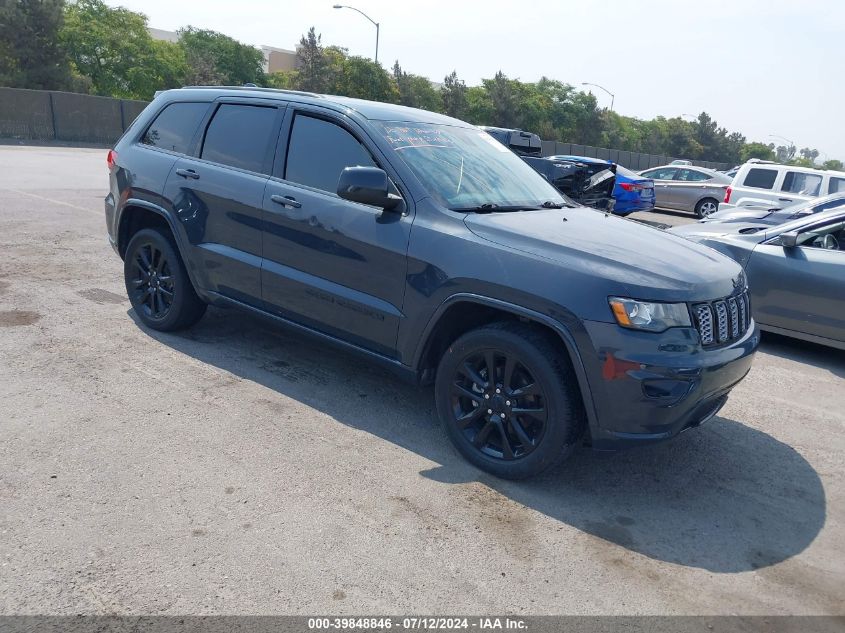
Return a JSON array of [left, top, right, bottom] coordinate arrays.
[[450, 201, 574, 213]]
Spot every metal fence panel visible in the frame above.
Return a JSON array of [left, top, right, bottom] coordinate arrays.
[[541, 140, 556, 157], [51, 91, 123, 143], [0, 87, 54, 139]]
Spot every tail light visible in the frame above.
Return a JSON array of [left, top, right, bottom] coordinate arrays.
[[724, 186, 732, 203], [619, 182, 644, 192], [107, 149, 117, 171]]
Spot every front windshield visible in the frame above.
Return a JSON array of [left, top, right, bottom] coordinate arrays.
[[373, 122, 567, 210]]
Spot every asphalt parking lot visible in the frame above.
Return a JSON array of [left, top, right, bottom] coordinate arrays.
[[0, 145, 843, 615]]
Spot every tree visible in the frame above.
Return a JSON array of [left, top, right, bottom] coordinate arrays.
[[178, 27, 264, 86], [775, 144, 796, 162], [62, 0, 165, 99], [822, 159, 844, 171], [0, 0, 72, 90], [295, 27, 329, 92], [441, 71, 468, 119], [393, 61, 441, 111], [484, 71, 518, 128], [740, 142, 776, 162], [799, 147, 819, 164], [330, 56, 397, 103]]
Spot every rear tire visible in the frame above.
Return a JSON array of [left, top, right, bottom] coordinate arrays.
[[434, 322, 585, 479], [695, 198, 719, 218], [124, 228, 206, 331]]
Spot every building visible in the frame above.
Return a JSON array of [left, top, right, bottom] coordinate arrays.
[[261, 46, 299, 74]]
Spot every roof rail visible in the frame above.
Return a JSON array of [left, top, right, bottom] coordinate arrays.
[[180, 85, 323, 98]]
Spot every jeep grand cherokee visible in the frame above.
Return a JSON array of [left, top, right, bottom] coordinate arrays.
[[105, 87, 759, 479]]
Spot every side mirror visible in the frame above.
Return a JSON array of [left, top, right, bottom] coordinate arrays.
[[780, 230, 799, 248], [337, 166, 402, 211]]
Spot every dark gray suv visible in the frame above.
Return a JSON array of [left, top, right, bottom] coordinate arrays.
[[105, 87, 759, 479]]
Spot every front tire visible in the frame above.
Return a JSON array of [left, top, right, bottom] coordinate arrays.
[[124, 228, 206, 331], [434, 322, 585, 479], [695, 198, 719, 218]]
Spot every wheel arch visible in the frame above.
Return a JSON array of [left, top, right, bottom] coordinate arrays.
[[117, 199, 206, 299], [413, 294, 599, 430]]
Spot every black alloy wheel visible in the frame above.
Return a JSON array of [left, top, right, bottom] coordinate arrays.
[[435, 322, 584, 479], [450, 349, 547, 460], [124, 228, 207, 331], [129, 240, 175, 320]]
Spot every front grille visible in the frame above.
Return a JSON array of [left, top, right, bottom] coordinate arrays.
[[692, 291, 750, 346]]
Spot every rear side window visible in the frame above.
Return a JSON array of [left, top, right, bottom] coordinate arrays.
[[781, 172, 822, 196], [141, 102, 209, 154], [742, 168, 778, 189], [285, 114, 376, 193], [828, 177, 845, 194], [201, 104, 277, 174], [676, 169, 710, 182]]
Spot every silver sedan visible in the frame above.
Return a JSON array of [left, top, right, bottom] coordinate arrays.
[[639, 165, 732, 218]]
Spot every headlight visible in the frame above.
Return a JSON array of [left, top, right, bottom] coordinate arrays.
[[608, 297, 691, 332]]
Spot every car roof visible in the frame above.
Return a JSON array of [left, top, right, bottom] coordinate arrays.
[[739, 161, 845, 178], [162, 86, 474, 127], [646, 164, 716, 174]]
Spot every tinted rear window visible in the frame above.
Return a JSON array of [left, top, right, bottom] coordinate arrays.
[[201, 104, 277, 174], [285, 114, 375, 193], [742, 168, 778, 189], [828, 177, 845, 194], [781, 171, 822, 196], [141, 102, 209, 154]]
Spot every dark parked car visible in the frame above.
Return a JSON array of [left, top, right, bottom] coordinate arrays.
[[671, 209, 845, 350], [480, 127, 617, 210], [702, 192, 845, 226], [106, 87, 758, 479]]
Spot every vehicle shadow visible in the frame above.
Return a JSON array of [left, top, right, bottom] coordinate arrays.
[[132, 306, 826, 574], [760, 331, 845, 379]]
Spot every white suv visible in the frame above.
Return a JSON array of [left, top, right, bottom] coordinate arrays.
[[725, 160, 845, 208]]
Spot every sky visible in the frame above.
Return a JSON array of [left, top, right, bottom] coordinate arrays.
[[105, 0, 844, 161]]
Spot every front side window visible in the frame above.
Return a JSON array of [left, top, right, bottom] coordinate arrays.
[[676, 169, 710, 182], [284, 114, 376, 193], [743, 168, 778, 189], [795, 219, 845, 251], [373, 122, 566, 209], [782, 171, 822, 196], [201, 104, 277, 174], [141, 102, 209, 154]]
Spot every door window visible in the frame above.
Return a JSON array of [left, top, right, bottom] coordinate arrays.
[[742, 168, 778, 189], [284, 114, 376, 193], [641, 167, 677, 180], [828, 177, 845, 194], [793, 219, 845, 251], [676, 169, 710, 181], [141, 102, 209, 154], [201, 104, 277, 174], [782, 172, 822, 196]]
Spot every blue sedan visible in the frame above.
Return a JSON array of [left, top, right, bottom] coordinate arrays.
[[551, 156, 656, 215]]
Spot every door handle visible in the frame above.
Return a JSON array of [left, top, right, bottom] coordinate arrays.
[[271, 194, 302, 209], [175, 168, 199, 180], [778, 198, 793, 202]]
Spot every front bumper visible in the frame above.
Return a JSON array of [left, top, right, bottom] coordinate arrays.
[[578, 319, 759, 451]]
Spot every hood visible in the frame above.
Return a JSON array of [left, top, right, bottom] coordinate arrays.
[[464, 208, 746, 301], [705, 207, 776, 223], [668, 222, 767, 268]]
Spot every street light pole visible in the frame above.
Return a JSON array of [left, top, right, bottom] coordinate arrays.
[[333, 4, 380, 63], [581, 82, 614, 111]]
